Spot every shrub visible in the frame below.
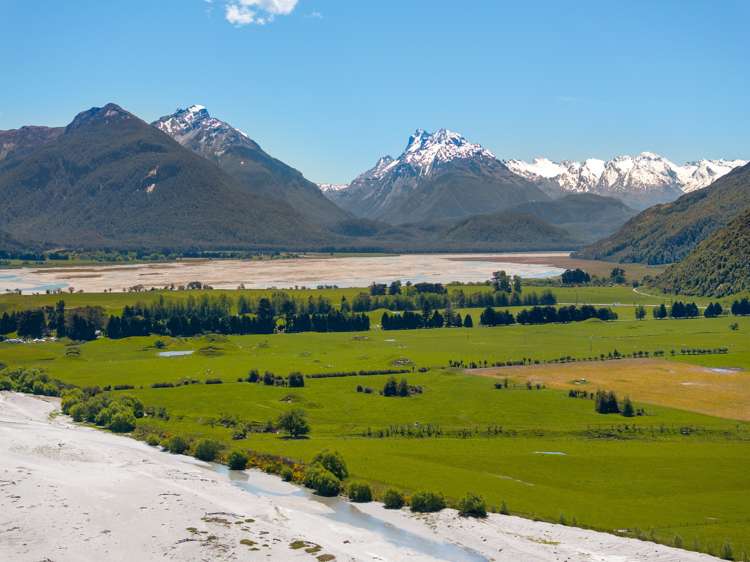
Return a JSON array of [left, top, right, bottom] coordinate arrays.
[[277, 408, 310, 438], [303, 464, 341, 497], [146, 434, 161, 446], [280, 466, 294, 482], [500, 500, 509, 515], [457, 493, 487, 518], [205, 378, 223, 385], [288, 372, 305, 387], [167, 435, 189, 455], [109, 411, 136, 433], [720, 542, 734, 561], [228, 451, 248, 470], [383, 489, 405, 509], [348, 482, 372, 503], [311, 450, 348, 480], [410, 490, 446, 513], [193, 439, 222, 462], [0, 378, 11, 391]]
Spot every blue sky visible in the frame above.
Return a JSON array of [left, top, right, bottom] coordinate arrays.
[[1, 0, 748, 183]]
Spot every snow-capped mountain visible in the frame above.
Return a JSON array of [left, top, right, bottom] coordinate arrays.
[[153, 104, 260, 158], [677, 159, 748, 193], [318, 183, 349, 192], [325, 129, 547, 224], [153, 105, 349, 225], [506, 153, 746, 209]]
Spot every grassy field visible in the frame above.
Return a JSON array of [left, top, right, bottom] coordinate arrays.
[[0, 283, 732, 316], [1, 286, 749, 557]]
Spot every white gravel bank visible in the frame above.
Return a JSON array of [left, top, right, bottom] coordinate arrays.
[[0, 392, 719, 561]]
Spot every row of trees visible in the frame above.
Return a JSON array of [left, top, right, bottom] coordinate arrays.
[[731, 298, 750, 315], [652, 301, 701, 319], [594, 390, 636, 417], [381, 310, 473, 330], [560, 267, 627, 286], [0, 301, 104, 341], [105, 296, 369, 338], [481, 305, 618, 326]]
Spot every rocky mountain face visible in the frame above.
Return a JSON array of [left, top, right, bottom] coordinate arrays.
[[0, 103, 327, 250], [325, 129, 548, 224], [153, 105, 349, 226], [505, 153, 746, 209], [575, 162, 750, 264], [0, 125, 63, 163]]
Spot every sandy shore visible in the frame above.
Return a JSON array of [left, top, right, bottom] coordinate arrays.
[[0, 392, 719, 561]]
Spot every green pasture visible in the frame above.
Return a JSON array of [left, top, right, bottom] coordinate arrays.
[[1, 286, 750, 557], [0, 283, 731, 316], [2, 315, 748, 388]]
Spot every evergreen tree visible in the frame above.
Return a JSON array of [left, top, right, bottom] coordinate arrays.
[[463, 314, 474, 328], [622, 396, 635, 417], [54, 300, 66, 338]]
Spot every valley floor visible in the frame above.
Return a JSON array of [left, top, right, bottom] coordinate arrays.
[[0, 391, 721, 562]]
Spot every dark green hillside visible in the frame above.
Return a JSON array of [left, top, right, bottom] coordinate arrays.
[[575, 162, 750, 264], [0, 104, 326, 250], [655, 208, 750, 296], [0, 125, 63, 163], [506, 193, 636, 243], [214, 144, 350, 227], [440, 211, 575, 245], [386, 163, 548, 225]]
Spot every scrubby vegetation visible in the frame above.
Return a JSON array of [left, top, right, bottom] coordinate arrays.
[[0, 368, 68, 396], [347, 482, 373, 503], [410, 491, 446, 513], [457, 492, 487, 518], [383, 489, 405, 509], [61, 388, 143, 433]]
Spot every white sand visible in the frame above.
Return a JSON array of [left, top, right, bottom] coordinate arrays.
[[0, 392, 719, 562]]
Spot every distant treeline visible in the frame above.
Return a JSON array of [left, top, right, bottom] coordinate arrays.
[[0, 302, 104, 340], [106, 297, 368, 338], [481, 305, 618, 326]]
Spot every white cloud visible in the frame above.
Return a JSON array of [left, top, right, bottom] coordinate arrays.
[[307, 10, 323, 19], [224, 0, 298, 26]]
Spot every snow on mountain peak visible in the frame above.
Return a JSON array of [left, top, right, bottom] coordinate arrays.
[[400, 128, 495, 175], [153, 105, 256, 154], [505, 153, 746, 197]]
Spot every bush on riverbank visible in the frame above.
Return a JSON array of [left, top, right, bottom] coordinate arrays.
[[61, 388, 143, 433], [458, 492, 487, 518], [228, 451, 248, 470], [383, 489, 405, 509], [311, 450, 348, 480], [2, 368, 68, 397], [193, 438, 222, 462], [303, 464, 341, 496], [166, 435, 189, 454], [348, 482, 372, 503], [410, 491, 446, 513]]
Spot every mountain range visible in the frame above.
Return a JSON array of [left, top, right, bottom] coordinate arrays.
[[0, 104, 328, 250], [0, 103, 745, 263], [152, 106, 348, 226], [505, 154, 745, 209], [324, 129, 548, 224], [576, 161, 750, 264]]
